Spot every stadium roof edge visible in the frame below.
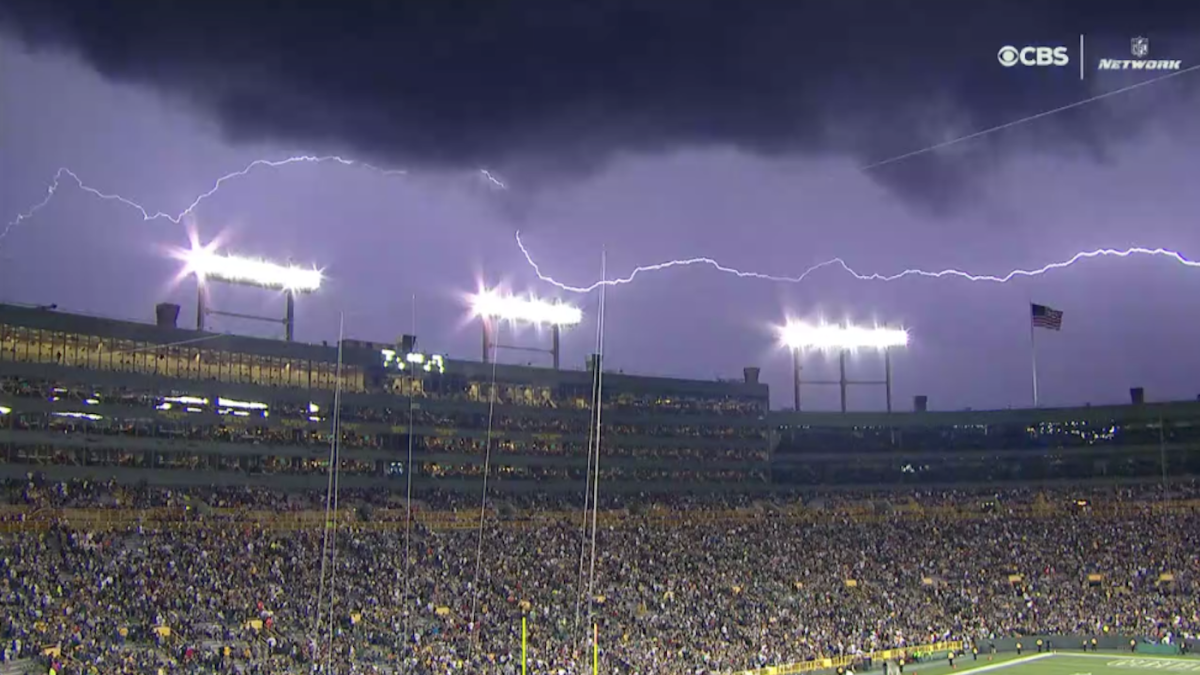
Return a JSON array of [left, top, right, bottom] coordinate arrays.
[[770, 400, 1200, 428], [0, 301, 337, 362], [0, 302, 768, 397]]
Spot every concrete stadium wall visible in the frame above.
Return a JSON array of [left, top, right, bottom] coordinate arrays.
[[2, 462, 1187, 496], [970, 635, 1180, 655], [0, 464, 783, 494]]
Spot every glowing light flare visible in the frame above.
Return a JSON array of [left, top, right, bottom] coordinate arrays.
[[52, 411, 104, 421], [163, 395, 207, 406], [183, 246, 322, 293], [779, 321, 909, 351], [470, 289, 582, 326], [217, 397, 269, 410]]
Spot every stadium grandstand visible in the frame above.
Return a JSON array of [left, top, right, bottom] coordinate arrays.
[[0, 302, 770, 492], [1, 301, 1198, 674], [772, 402, 1200, 487]]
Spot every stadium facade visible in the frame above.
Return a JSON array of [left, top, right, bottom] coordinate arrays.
[[1, 302, 1197, 493]]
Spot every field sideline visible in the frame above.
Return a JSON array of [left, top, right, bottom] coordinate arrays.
[[893, 651, 1200, 675]]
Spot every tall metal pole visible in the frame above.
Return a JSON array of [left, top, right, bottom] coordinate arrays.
[[838, 350, 848, 413], [792, 348, 801, 412], [552, 324, 561, 370], [196, 285, 206, 332], [885, 348, 893, 414], [1030, 315, 1040, 408], [1160, 413, 1168, 490], [481, 320, 491, 363], [285, 290, 296, 342]]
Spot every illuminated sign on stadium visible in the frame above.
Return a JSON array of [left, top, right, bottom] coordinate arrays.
[[381, 348, 445, 374]]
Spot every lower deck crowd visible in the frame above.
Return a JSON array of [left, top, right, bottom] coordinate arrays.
[[1, 478, 1198, 674]]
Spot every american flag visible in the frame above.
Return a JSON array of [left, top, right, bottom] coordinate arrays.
[[1031, 303, 1063, 331]]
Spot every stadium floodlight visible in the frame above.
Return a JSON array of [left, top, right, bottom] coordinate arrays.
[[778, 319, 909, 413], [780, 322, 908, 351], [180, 243, 323, 341], [470, 288, 583, 369], [185, 249, 322, 293], [470, 290, 583, 326]]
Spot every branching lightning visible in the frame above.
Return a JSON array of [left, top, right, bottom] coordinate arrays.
[[517, 65, 1200, 293], [515, 231, 1200, 293], [6, 57, 1199, 297], [479, 169, 507, 190], [0, 156, 413, 245], [1, 155, 507, 248], [7, 155, 1198, 295]]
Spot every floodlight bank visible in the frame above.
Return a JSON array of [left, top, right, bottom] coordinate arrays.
[[188, 250, 322, 292], [781, 322, 908, 350], [471, 291, 583, 326]]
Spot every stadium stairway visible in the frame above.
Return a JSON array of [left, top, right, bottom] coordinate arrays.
[[0, 659, 36, 675]]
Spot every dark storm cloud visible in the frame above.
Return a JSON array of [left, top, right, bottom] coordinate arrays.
[[1, 0, 1198, 208]]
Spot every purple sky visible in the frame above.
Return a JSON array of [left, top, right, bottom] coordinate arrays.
[[3, 37, 1200, 412]]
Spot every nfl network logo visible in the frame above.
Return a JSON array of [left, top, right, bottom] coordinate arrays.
[[1131, 36, 1149, 58], [1098, 35, 1182, 71]]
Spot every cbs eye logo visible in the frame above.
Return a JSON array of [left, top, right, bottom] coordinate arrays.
[[998, 45, 1070, 67]]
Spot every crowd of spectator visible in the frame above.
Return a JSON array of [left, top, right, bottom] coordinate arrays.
[[7, 404, 764, 447], [1, 376, 771, 469], [2, 478, 1198, 674], [775, 420, 1188, 455], [0, 376, 767, 421], [10, 413, 768, 462]]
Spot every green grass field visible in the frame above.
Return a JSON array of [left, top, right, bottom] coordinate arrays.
[[906, 652, 1200, 675]]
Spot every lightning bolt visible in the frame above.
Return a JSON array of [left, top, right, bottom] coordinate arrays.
[[515, 231, 1200, 293], [7, 153, 1198, 297], [7, 57, 1198, 291], [0, 155, 503, 246], [479, 169, 507, 190], [515, 66, 1200, 294]]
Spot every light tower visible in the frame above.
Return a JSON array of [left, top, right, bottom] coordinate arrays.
[[469, 289, 583, 369], [183, 246, 322, 341], [779, 320, 908, 413]]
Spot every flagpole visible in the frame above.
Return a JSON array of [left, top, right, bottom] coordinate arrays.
[[1029, 304, 1040, 408]]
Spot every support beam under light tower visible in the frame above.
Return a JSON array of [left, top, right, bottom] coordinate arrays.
[[481, 319, 565, 370], [792, 348, 801, 413], [185, 247, 322, 341], [197, 286, 300, 340], [839, 350, 848, 413], [780, 321, 908, 413], [885, 348, 893, 414], [472, 290, 581, 370]]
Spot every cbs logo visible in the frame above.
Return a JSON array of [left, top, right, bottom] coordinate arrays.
[[998, 45, 1070, 67]]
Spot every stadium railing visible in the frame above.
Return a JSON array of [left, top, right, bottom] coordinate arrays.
[[3, 496, 1200, 533], [976, 634, 1181, 655], [730, 640, 963, 675]]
